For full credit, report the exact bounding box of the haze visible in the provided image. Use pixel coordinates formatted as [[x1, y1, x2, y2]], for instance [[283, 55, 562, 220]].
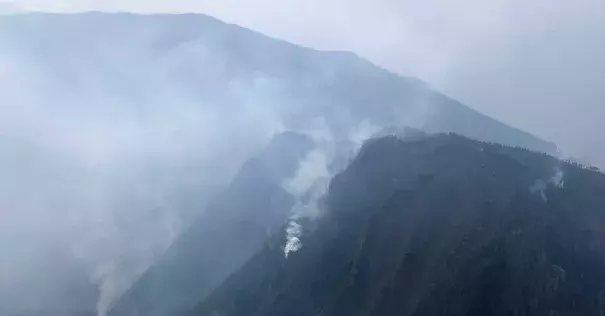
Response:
[[1, 1, 604, 316], [9, 0, 605, 166]]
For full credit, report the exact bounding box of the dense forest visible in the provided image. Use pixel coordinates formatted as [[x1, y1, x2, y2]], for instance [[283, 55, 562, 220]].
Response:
[[192, 133, 605, 316]]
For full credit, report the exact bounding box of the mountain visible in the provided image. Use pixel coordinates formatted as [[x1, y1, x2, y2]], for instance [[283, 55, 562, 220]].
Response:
[[0, 12, 559, 316], [192, 133, 605, 316], [108, 132, 314, 316], [0, 13, 555, 154]]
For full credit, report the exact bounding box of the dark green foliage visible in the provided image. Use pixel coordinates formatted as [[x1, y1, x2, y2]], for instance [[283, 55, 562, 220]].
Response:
[[192, 134, 605, 316]]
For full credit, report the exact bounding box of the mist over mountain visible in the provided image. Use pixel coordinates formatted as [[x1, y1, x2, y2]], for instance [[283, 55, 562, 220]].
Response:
[[108, 132, 314, 316], [192, 133, 605, 316], [0, 12, 560, 316], [0, 13, 555, 152]]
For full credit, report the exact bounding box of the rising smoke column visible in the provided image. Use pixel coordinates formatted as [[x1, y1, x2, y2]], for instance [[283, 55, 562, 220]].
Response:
[[282, 147, 331, 258], [282, 120, 379, 258]]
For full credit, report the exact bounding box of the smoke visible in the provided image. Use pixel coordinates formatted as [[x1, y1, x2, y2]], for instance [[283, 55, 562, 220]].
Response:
[[2, 5, 594, 313], [284, 222, 303, 258], [551, 166, 565, 188], [529, 166, 566, 203], [0, 10, 488, 313], [93, 262, 122, 316], [0, 25, 288, 315], [282, 134, 333, 258], [20, 0, 603, 169], [282, 121, 379, 258], [529, 180, 548, 203]]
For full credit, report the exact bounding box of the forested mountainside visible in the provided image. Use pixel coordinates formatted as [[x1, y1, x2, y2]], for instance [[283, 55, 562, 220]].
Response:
[[0, 13, 555, 154], [109, 132, 314, 316], [1, 12, 558, 316], [193, 133, 605, 316]]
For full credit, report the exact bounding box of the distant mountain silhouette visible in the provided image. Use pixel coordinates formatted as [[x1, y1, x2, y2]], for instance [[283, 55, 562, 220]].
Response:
[[192, 133, 605, 316], [0, 13, 555, 153]]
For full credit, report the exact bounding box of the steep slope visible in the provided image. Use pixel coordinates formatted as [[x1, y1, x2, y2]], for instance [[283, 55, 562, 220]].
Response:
[[193, 134, 605, 316], [0, 13, 555, 153], [0, 12, 558, 316], [108, 132, 314, 316]]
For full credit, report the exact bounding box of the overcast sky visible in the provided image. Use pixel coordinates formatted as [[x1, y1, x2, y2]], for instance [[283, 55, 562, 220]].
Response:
[[7, 0, 605, 165]]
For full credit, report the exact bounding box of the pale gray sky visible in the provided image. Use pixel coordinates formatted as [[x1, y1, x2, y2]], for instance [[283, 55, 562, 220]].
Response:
[[8, 0, 605, 165]]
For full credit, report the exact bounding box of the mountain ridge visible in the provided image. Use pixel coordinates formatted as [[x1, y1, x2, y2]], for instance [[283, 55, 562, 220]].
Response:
[[191, 133, 605, 316], [0, 12, 556, 153], [0, 12, 560, 316]]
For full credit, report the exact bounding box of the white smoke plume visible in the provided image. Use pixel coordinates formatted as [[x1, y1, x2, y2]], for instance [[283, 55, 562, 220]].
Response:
[[529, 180, 548, 203], [284, 221, 303, 258], [282, 145, 332, 258], [551, 166, 565, 188], [282, 121, 379, 258], [529, 165, 566, 203]]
